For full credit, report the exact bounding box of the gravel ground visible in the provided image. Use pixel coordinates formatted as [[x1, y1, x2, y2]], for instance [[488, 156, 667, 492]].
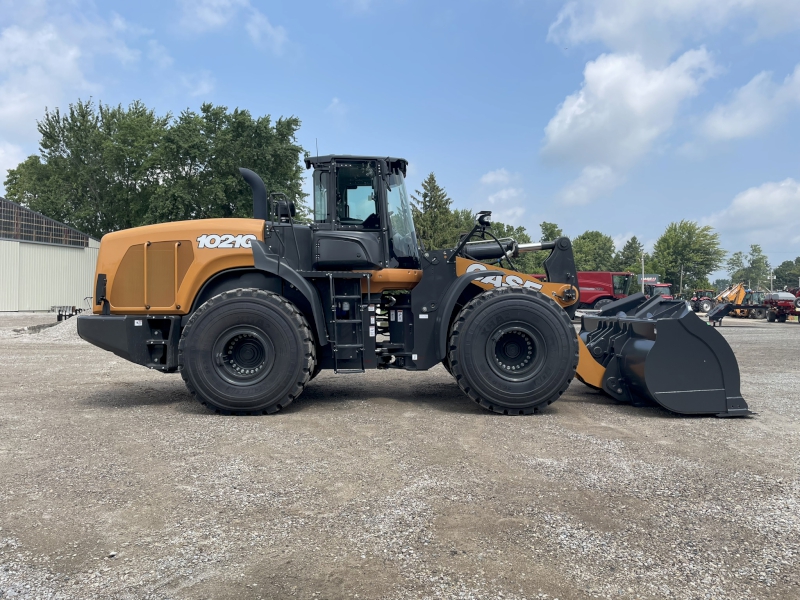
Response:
[[0, 313, 798, 599]]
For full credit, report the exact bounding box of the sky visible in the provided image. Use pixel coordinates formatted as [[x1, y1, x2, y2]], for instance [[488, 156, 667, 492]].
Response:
[[2, 0, 800, 276]]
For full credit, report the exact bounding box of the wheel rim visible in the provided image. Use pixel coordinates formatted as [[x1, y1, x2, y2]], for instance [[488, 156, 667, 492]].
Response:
[[485, 323, 545, 382], [212, 326, 275, 386]]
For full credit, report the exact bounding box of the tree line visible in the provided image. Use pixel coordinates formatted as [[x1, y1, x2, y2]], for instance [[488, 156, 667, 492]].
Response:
[[5, 99, 796, 294], [413, 172, 732, 292], [3, 100, 306, 238]]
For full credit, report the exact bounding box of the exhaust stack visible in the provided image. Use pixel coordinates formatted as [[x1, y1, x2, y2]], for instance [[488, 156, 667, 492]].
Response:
[[239, 167, 268, 221]]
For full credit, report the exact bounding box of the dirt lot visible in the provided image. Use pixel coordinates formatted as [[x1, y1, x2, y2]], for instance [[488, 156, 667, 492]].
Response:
[[0, 312, 798, 600]]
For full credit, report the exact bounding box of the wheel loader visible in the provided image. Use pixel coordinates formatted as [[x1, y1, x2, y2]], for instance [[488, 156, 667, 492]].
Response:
[[77, 156, 750, 417]]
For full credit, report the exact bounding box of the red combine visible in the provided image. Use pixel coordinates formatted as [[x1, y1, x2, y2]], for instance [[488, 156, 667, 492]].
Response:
[[533, 271, 635, 309]]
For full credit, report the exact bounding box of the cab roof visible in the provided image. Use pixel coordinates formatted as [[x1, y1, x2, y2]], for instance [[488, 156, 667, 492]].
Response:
[[304, 155, 408, 175]]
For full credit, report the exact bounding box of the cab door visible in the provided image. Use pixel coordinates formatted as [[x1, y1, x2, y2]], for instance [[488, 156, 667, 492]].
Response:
[[312, 159, 387, 270]]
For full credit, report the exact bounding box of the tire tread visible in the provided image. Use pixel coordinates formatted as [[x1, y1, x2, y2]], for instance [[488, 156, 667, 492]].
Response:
[[447, 287, 578, 415], [178, 288, 316, 415]]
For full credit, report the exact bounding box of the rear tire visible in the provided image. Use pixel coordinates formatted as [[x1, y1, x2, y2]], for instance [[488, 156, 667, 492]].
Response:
[[179, 288, 316, 414], [447, 287, 578, 415], [593, 298, 613, 310], [750, 308, 766, 320], [778, 313, 787, 323], [699, 300, 713, 313], [795, 297, 800, 309]]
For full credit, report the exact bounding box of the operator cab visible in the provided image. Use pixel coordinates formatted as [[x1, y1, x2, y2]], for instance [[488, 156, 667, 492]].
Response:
[[305, 155, 420, 270]]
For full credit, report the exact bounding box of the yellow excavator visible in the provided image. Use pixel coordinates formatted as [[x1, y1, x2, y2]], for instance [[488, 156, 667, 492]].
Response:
[[76, 156, 749, 417]]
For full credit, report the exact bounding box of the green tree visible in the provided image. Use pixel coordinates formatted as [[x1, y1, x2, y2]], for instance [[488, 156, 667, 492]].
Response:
[[4, 99, 307, 238], [572, 230, 615, 271], [713, 278, 731, 292], [650, 220, 726, 294], [540, 222, 563, 242], [490, 220, 537, 273], [524, 222, 564, 274], [451, 208, 476, 244], [726, 245, 771, 289], [774, 257, 800, 289], [613, 236, 644, 272], [411, 172, 455, 250]]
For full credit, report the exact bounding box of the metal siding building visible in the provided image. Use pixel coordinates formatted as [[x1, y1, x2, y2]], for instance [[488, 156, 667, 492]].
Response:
[[0, 198, 100, 311]]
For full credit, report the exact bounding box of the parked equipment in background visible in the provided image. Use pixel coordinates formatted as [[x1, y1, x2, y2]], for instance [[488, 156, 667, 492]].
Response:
[[52, 306, 83, 321], [690, 290, 716, 313], [764, 292, 800, 323], [644, 282, 673, 300], [532, 271, 635, 309], [77, 155, 750, 417], [707, 284, 768, 323]]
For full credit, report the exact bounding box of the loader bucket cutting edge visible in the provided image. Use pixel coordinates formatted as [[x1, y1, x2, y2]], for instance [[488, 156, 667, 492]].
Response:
[[578, 293, 751, 417]]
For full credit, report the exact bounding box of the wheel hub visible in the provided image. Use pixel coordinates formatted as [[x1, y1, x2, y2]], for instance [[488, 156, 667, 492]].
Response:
[[213, 327, 274, 385], [492, 329, 535, 374]]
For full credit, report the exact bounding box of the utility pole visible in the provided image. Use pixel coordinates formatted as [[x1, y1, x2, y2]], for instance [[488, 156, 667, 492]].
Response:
[[679, 265, 684, 299], [767, 271, 775, 292]]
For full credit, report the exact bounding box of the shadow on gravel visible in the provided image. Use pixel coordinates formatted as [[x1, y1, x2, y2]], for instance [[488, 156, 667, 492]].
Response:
[[81, 381, 198, 412], [564, 387, 700, 420], [285, 379, 487, 415]]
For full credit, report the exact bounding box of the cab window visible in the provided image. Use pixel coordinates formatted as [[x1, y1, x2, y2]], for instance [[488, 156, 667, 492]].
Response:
[[335, 161, 380, 229], [612, 274, 631, 296], [313, 170, 328, 222]]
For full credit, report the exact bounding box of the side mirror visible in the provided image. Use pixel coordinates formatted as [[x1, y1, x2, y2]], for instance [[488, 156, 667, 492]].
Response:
[[276, 200, 296, 220], [477, 211, 492, 227]]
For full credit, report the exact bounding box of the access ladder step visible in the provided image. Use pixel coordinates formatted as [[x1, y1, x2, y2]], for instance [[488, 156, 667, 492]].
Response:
[[335, 368, 365, 374], [334, 295, 361, 300], [334, 343, 363, 349], [334, 319, 362, 324]]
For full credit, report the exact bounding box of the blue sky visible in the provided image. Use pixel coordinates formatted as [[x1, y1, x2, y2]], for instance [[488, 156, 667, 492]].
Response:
[[2, 0, 800, 274]]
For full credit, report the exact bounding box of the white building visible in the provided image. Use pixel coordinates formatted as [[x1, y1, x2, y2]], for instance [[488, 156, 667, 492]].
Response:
[[0, 198, 99, 312]]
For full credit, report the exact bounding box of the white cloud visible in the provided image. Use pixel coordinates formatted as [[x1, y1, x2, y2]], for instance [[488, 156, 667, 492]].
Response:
[[548, 0, 800, 62], [543, 49, 715, 204], [0, 141, 26, 194], [325, 97, 347, 117], [701, 65, 800, 141], [493, 206, 526, 223], [0, 24, 90, 140], [179, 0, 287, 54], [480, 168, 511, 185], [704, 178, 800, 246], [147, 40, 174, 70], [245, 11, 288, 54], [544, 49, 715, 168], [559, 165, 623, 205], [487, 187, 522, 205], [179, 0, 248, 32], [181, 71, 215, 97]]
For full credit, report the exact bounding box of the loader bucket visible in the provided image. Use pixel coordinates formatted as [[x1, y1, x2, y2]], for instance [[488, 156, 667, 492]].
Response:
[[579, 294, 750, 416]]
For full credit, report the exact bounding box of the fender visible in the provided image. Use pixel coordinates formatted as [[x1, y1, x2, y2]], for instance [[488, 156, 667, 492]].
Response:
[[435, 270, 505, 360], [252, 241, 329, 346]]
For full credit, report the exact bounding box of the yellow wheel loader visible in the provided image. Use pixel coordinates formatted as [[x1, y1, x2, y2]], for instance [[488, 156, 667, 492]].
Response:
[[77, 156, 749, 416]]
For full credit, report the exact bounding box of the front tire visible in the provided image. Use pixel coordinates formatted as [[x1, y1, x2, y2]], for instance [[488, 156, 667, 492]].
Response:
[[699, 300, 714, 313], [179, 288, 316, 414], [447, 287, 578, 415]]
